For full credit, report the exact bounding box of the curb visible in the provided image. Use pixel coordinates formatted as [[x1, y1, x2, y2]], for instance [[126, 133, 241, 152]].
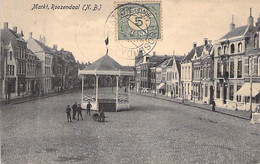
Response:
[[2, 89, 81, 105], [131, 92, 250, 120]]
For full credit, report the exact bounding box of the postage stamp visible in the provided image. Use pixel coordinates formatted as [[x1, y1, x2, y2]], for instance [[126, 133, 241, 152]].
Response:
[[114, 1, 162, 41]]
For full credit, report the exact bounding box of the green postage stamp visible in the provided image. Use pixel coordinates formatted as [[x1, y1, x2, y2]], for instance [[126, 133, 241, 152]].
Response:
[[115, 1, 162, 41]]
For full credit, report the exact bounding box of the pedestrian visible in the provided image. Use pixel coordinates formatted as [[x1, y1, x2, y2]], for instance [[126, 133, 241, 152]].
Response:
[[171, 90, 173, 99], [72, 102, 77, 120], [212, 100, 216, 112], [77, 104, 83, 121], [87, 101, 92, 115], [65, 105, 72, 122], [99, 110, 106, 122]]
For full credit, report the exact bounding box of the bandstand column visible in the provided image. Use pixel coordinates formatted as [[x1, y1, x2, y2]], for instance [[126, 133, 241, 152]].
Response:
[[96, 75, 99, 111], [116, 76, 119, 112]]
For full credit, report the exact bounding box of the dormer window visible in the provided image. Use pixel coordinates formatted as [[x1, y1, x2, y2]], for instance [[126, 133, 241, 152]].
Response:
[[238, 43, 242, 52], [10, 51, 13, 60], [254, 33, 259, 48], [230, 44, 235, 54]]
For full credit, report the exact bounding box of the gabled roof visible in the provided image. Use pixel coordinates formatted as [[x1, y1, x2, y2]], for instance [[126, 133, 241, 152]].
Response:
[[182, 45, 204, 62], [148, 55, 170, 67], [32, 39, 52, 53], [182, 43, 213, 63], [219, 25, 248, 40], [8, 29, 25, 40]]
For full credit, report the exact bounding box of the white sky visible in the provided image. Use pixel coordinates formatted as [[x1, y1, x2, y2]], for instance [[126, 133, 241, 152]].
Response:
[[1, 0, 260, 65]]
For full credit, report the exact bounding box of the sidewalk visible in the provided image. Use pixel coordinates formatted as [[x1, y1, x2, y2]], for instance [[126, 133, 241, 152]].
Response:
[[1, 88, 81, 105], [131, 91, 251, 120]]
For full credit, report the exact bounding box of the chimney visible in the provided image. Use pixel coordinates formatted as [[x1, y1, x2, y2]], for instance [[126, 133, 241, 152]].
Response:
[[13, 27, 17, 33], [173, 50, 175, 55], [42, 37, 46, 44], [193, 42, 197, 48], [138, 49, 143, 57], [39, 35, 42, 42], [153, 51, 156, 56], [53, 44, 57, 50], [204, 38, 208, 45], [4, 22, 8, 29], [248, 8, 254, 27], [256, 13, 260, 26], [208, 40, 212, 45], [21, 29, 24, 36], [29, 32, 33, 39], [230, 15, 235, 31]]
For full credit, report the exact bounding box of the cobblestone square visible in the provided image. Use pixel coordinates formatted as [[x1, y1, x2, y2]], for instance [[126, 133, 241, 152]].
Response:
[[1, 91, 260, 164]]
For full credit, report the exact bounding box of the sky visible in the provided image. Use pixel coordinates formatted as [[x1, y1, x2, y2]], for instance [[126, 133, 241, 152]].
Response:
[[1, 0, 260, 65]]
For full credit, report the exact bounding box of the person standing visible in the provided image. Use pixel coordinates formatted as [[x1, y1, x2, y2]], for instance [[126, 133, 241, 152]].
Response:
[[86, 101, 92, 116], [170, 90, 173, 99], [65, 105, 72, 122], [77, 104, 83, 121], [72, 102, 77, 120], [212, 100, 216, 112]]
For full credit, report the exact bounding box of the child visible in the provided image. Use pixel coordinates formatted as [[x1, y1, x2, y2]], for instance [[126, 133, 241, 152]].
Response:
[[65, 105, 72, 122]]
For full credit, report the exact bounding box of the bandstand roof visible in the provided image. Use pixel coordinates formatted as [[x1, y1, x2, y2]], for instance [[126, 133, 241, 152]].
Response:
[[79, 54, 134, 76]]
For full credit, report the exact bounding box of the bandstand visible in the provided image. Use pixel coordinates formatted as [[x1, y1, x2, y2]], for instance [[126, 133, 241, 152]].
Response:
[[79, 53, 134, 112]]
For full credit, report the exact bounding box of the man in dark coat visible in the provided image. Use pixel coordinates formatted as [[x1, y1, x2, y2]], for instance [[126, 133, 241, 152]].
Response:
[[86, 101, 92, 115], [65, 105, 72, 122], [212, 100, 216, 112], [77, 104, 83, 121], [72, 102, 77, 120], [170, 90, 173, 99]]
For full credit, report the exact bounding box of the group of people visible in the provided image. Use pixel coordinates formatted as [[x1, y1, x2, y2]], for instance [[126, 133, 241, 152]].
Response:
[[65, 101, 92, 123]]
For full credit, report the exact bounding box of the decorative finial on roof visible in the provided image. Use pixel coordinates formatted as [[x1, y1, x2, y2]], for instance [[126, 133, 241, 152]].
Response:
[[232, 15, 234, 23], [250, 8, 252, 17]]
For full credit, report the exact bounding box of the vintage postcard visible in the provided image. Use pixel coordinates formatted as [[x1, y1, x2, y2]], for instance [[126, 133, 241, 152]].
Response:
[[1, 0, 260, 163]]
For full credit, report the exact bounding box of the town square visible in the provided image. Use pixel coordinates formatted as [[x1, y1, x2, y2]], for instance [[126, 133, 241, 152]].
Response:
[[1, 0, 260, 163]]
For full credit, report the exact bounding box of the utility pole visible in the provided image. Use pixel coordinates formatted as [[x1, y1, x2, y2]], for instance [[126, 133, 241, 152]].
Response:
[[249, 55, 253, 119]]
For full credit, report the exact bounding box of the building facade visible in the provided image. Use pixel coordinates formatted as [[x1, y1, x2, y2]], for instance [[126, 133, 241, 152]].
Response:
[[1, 22, 27, 99], [191, 39, 213, 104], [171, 55, 184, 98], [27, 33, 54, 93], [213, 10, 260, 110]]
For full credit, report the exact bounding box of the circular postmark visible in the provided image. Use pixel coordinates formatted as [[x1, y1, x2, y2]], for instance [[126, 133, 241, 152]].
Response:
[[104, 2, 161, 60]]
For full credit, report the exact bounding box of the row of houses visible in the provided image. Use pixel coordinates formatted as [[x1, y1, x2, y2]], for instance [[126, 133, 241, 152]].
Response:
[[135, 9, 260, 111], [0, 22, 79, 102]]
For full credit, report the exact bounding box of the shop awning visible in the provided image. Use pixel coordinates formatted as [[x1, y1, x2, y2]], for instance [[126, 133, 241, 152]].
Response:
[[157, 83, 166, 90], [236, 83, 260, 97]]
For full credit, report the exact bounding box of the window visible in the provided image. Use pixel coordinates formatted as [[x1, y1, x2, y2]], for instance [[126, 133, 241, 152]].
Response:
[[253, 57, 258, 75], [10, 51, 12, 60], [188, 66, 190, 79], [230, 60, 234, 78], [229, 84, 234, 101], [237, 60, 242, 78], [238, 43, 242, 52], [217, 62, 222, 78], [224, 46, 227, 54], [244, 57, 249, 75], [231, 44, 235, 54], [237, 85, 242, 102], [205, 85, 208, 97], [216, 83, 220, 98], [217, 47, 221, 55], [254, 33, 259, 48]]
